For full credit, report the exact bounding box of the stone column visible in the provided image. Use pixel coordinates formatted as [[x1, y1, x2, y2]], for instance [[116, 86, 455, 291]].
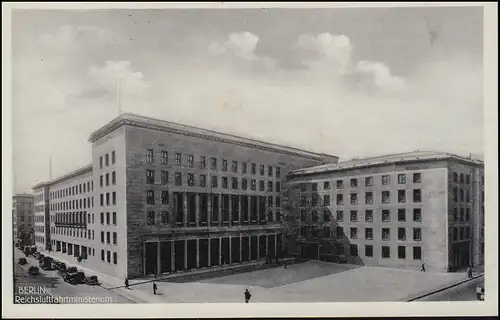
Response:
[[170, 241, 175, 272], [207, 237, 211, 267], [207, 194, 212, 225], [196, 239, 200, 268], [218, 194, 222, 224], [157, 240, 161, 275], [183, 193, 188, 227], [195, 194, 200, 227], [228, 195, 232, 224], [184, 239, 188, 270]]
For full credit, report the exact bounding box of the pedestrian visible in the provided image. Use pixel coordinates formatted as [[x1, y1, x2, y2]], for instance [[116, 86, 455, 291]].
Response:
[[421, 262, 426, 272], [153, 281, 158, 295], [244, 289, 252, 303], [284, 261, 287, 269], [124, 277, 130, 289], [467, 266, 473, 279]]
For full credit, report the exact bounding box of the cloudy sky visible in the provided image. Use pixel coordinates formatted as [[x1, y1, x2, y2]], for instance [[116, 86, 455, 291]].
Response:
[[11, 6, 484, 193]]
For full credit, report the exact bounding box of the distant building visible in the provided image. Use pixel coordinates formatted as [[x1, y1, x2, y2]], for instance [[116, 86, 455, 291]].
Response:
[[13, 194, 35, 245], [31, 113, 337, 280], [285, 151, 485, 272]]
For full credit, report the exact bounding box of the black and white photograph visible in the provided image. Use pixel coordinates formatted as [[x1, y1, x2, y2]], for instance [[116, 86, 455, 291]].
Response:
[[2, 2, 497, 318]]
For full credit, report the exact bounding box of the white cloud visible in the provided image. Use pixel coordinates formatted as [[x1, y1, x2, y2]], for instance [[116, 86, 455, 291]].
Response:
[[87, 61, 151, 96], [209, 32, 260, 60], [297, 33, 352, 73], [356, 60, 407, 92]]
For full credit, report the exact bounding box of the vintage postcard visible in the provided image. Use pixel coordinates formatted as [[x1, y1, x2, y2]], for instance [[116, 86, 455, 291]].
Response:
[[2, 2, 497, 318]]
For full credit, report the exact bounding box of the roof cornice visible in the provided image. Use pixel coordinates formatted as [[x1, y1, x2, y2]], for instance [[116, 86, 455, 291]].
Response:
[[89, 114, 337, 162], [32, 164, 93, 190]]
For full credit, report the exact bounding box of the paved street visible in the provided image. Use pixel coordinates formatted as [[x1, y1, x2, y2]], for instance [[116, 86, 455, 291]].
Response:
[[416, 277, 485, 301], [13, 248, 131, 304]]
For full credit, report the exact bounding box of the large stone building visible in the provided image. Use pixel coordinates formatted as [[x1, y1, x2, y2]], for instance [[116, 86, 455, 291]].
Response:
[[13, 194, 35, 245], [285, 151, 485, 272], [32, 113, 337, 280]]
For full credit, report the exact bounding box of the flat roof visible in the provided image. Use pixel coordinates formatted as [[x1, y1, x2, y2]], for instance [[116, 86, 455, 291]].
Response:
[[32, 164, 93, 190], [13, 193, 34, 198], [89, 113, 338, 162], [289, 151, 484, 176]]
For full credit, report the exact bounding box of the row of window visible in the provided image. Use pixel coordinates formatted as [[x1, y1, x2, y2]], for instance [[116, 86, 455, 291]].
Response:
[[300, 208, 423, 223], [34, 194, 44, 202], [101, 249, 118, 264], [35, 226, 45, 233], [100, 231, 118, 246], [145, 149, 282, 177], [146, 170, 282, 192], [99, 192, 117, 207], [53, 227, 90, 239], [100, 212, 117, 225], [336, 244, 422, 260], [452, 226, 473, 241], [452, 187, 472, 203], [300, 189, 422, 207], [34, 215, 45, 223], [51, 197, 93, 211], [100, 172, 116, 188], [452, 172, 472, 185], [50, 181, 94, 200], [453, 207, 471, 222], [54, 211, 88, 225], [99, 151, 116, 169], [35, 236, 45, 244], [300, 226, 423, 241], [300, 173, 422, 192]]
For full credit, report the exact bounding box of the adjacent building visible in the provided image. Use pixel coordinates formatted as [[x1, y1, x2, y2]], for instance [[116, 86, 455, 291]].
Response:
[[32, 113, 337, 280], [13, 194, 35, 245], [285, 151, 484, 272]]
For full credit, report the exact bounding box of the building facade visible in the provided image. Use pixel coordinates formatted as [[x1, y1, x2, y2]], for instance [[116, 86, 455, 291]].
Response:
[[13, 194, 35, 245], [31, 113, 337, 280], [285, 151, 484, 273], [33, 185, 50, 251]]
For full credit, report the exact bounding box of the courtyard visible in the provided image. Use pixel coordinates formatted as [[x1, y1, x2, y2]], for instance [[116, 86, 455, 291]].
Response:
[[115, 260, 471, 303]]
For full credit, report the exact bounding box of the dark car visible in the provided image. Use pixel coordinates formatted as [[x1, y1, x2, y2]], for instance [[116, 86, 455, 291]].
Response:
[[64, 271, 85, 285], [85, 275, 99, 286], [18, 258, 27, 265], [334, 255, 348, 264], [28, 266, 40, 276], [40, 257, 54, 270], [66, 266, 78, 273]]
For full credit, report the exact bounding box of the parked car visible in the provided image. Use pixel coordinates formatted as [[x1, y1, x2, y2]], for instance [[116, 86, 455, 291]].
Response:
[[64, 271, 85, 285], [85, 275, 99, 286], [66, 266, 78, 273], [40, 257, 54, 270], [28, 266, 40, 276], [334, 255, 348, 264], [18, 258, 27, 265], [477, 286, 485, 301]]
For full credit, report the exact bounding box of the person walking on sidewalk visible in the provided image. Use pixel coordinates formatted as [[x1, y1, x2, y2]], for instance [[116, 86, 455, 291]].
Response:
[[125, 277, 130, 289], [420, 262, 426, 272], [244, 289, 252, 303], [153, 281, 158, 295], [467, 265, 473, 279]]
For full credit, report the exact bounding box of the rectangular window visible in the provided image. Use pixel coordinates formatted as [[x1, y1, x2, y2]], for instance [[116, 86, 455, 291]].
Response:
[[161, 151, 168, 164], [105, 154, 109, 167], [211, 158, 217, 170], [147, 190, 155, 205], [106, 212, 110, 225], [398, 174, 406, 184], [223, 177, 229, 189], [382, 191, 390, 204], [350, 193, 358, 205], [413, 208, 422, 222], [365, 228, 373, 240], [276, 181, 281, 192], [242, 179, 248, 190], [112, 212, 116, 225], [112, 192, 116, 205], [112, 171, 116, 185], [460, 173, 465, 184], [398, 190, 406, 203], [276, 196, 281, 207], [323, 181, 330, 190], [200, 174, 207, 187], [251, 163, 256, 175], [466, 174, 471, 184], [259, 180, 264, 191], [268, 165, 273, 177], [300, 210, 306, 222], [350, 178, 358, 188], [398, 209, 406, 222], [413, 228, 422, 241], [300, 183, 306, 192], [453, 187, 458, 201], [161, 191, 169, 205], [222, 160, 228, 171], [100, 212, 104, 225], [413, 247, 422, 260], [453, 172, 458, 183], [336, 210, 344, 222], [336, 180, 344, 189], [100, 156, 103, 169], [336, 194, 344, 205], [146, 149, 154, 163], [231, 161, 238, 173], [199, 156, 206, 169], [382, 210, 390, 222], [101, 250, 104, 261], [187, 155, 194, 168], [398, 246, 406, 259], [175, 172, 182, 186], [323, 209, 330, 222], [187, 173, 195, 186], [350, 227, 358, 239], [365, 245, 373, 257], [413, 173, 422, 183], [382, 175, 390, 185], [382, 228, 390, 240], [365, 177, 373, 187], [146, 170, 155, 184], [106, 232, 110, 244], [211, 176, 218, 188], [232, 177, 239, 190], [100, 175, 104, 188], [113, 252, 117, 264], [100, 231, 104, 243], [365, 210, 373, 222], [382, 246, 390, 258], [260, 165, 265, 175], [311, 183, 318, 192], [336, 227, 343, 239], [147, 211, 155, 225], [365, 192, 373, 204], [276, 167, 281, 178], [267, 181, 273, 192], [323, 195, 330, 206], [413, 189, 422, 203], [161, 171, 169, 185], [466, 208, 470, 221], [161, 211, 168, 224], [398, 227, 406, 241], [106, 193, 110, 206], [311, 194, 318, 206], [350, 210, 358, 222]]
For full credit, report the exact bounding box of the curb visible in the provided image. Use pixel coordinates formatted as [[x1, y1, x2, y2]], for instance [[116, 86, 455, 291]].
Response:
[[406, 273, 484, 302]]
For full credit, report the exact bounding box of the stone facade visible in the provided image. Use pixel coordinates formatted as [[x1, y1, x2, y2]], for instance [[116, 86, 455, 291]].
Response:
[[13, 194, 34, 245]]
